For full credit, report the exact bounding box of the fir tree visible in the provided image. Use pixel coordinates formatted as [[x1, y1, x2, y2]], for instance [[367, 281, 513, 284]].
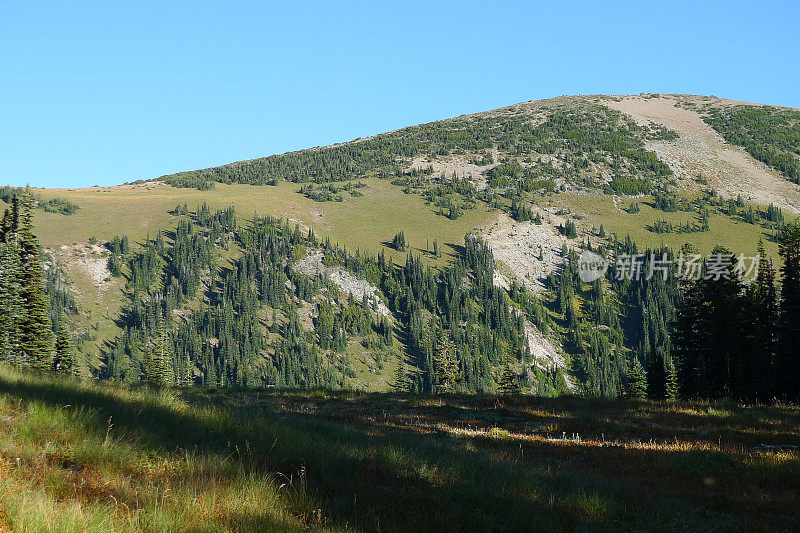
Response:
[[434, 334, 461, 393], [665, 360, 679, 401], [498, 361, 520, 395], [143, 322, 175, 386], [778, 221, 800, 400], [746, 240, 778, 400], [53, 321, 77, 375], [625, 357, 648, 400], [392, 357, 408, 392], [0, 241, 24, 367], [18, 192, 54, 370]]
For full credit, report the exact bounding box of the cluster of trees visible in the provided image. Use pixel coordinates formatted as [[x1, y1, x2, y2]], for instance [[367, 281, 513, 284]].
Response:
[[159, 104, 675, 208], [107, 235, 130, 276], [608, 176, 651, 195], [510, 198, 535, 222], [561, 219, 578, 239], [704, 106, 800, 184], [392, 231, 407, 252], [654, 191, 679, 212], [299, 181, 366, 202], [699, 189, 785, 232], [0, 193, 75, 373], [0, 186, 79, 215], [673, 229, 800, 401], [422, 174, 477, 220]]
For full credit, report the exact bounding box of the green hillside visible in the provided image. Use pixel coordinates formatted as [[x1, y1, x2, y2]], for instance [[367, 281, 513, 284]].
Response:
[[1, 93, 798, 403]]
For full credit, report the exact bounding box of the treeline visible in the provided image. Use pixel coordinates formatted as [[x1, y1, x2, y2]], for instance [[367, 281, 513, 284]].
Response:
[[704, 106, 800, 184], [545, 223, 800, 402], [0, 186, 79, 215], [159, 104, 674, 197], [674, 230, 800, 401], [0, 193, 76, 373]]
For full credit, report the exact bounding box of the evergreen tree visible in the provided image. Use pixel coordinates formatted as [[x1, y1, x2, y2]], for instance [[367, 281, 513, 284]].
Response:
[[625, 357, 648, 400], [498, 361, 520, 395], [143, 322, 175, 386], [434, 334, 461, 393], [392, 231, 406, 252], [392, 357, 408, 392], [673, 246, 745, 399], [18, 192, 54, 370], [745, 240, 778, 400], [53, 321, 77, 375], [778, 221, 800, 400], [0, 241, 24, 367], [665, 360, 679, 401]]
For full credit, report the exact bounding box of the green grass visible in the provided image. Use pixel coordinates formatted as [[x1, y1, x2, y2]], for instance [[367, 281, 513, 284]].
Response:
[[31, 179, 492, 266], [26, 180, 493, 368], [1, 365, 798, 531], [546, 193, 782, 261]]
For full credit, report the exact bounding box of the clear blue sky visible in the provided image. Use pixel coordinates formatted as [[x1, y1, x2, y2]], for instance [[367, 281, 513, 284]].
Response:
[[2, 1, 798, 188]]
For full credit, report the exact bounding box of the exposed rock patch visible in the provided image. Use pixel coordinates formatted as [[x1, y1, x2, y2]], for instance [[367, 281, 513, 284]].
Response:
[[480, 211, 569, 294], [604, 94, 800, 214], [293, 250, 391, 318]]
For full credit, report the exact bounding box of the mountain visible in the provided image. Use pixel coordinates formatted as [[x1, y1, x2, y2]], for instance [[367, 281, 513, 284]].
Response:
[[6, 93, 800, 395]]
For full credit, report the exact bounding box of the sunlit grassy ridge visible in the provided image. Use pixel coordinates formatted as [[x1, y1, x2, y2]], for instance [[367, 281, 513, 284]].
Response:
[[547, 193, 783, 259], [31, 180, 490, 263], [1, 365, 798, 531]]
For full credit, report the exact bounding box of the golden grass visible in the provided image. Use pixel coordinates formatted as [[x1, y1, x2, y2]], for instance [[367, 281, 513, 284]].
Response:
[[1, 367, 798, 531]]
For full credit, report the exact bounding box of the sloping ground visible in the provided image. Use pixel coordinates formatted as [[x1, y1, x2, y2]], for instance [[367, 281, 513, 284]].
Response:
[[604, 94, 800, 214], [480, 211, 572, 374], [1, 367, 798, 532], [480, 211, 569, 294], [293, 249, 391, 317]]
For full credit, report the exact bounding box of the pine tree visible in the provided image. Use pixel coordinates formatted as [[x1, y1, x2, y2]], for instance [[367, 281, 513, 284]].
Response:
[[778, 221, 800, 400], [746, 240, 778, 400], [498, 361, 520, 395], [143, 322, 175, 386], [53, 321, 77, 375], [18, 192, 54, 370], [665, 360, 679, 401], [392, 356, 408, 392], [434, 334, 461, 393], [673, 246, 744, 399], [0, 241, 24, 367], [625, 357, 648, 400]]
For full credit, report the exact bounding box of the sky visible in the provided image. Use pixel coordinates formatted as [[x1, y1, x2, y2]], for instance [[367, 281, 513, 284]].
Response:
[[2, 1, 798, 188]]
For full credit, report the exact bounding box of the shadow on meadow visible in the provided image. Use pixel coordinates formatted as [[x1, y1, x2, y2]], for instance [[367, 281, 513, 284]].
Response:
[[1, 371, 798, 531]]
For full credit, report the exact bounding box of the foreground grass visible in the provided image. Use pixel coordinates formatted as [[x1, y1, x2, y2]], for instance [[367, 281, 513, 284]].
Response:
[[0, 367, 798, 532]]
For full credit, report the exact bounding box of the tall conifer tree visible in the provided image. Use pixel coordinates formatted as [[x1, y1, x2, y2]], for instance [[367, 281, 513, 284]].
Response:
[[18, 191, 54, 370], [778, 222, 800, 400]]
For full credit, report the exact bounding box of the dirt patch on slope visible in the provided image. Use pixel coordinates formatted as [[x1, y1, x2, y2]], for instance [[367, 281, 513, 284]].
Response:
[[293, 250, 391, 318], [604, 95, 800, 214], [52, 244, 113, 290], [480, 211, 568, 293]]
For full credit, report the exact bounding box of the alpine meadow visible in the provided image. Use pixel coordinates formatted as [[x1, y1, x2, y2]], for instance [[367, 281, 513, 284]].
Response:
[[2, 92, 799, 531]]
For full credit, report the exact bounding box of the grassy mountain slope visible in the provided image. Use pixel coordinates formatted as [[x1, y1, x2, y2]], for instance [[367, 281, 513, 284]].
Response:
[[15, 93, 800, 386], [1, 365, 798, 531]]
